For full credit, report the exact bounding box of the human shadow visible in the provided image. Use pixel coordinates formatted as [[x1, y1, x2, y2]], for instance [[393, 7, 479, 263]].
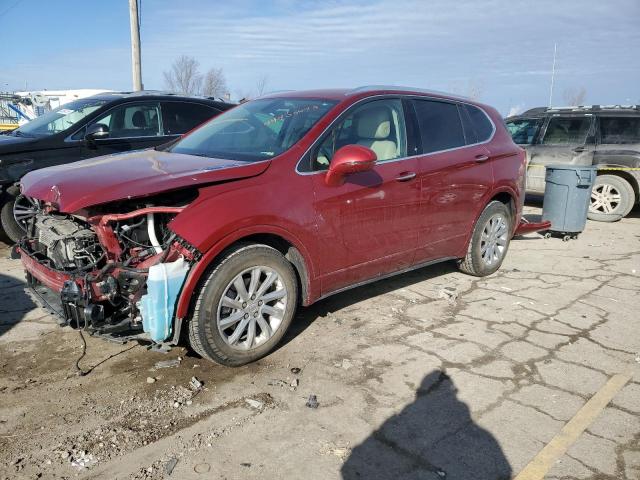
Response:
[[0, 271, 37, 338], [341, 370, 512, 480]]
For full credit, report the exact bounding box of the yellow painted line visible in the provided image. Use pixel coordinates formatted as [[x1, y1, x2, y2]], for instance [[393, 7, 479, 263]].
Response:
[[513, 372, 632, 480]]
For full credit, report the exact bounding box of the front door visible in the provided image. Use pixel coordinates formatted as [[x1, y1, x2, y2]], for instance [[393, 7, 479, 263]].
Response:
[[526, 114, 596, 193], [308, 98, 420, 295]]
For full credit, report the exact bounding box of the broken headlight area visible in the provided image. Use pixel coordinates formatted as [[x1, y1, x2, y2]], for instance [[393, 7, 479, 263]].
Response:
[[20, 204, 200, 345]]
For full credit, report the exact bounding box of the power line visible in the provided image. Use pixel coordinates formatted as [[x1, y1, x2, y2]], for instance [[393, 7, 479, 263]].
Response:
[[0, 0, 24, 19]]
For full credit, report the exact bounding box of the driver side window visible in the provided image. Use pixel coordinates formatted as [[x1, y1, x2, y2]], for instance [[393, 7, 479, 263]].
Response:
[[312, 99, 407, 171]]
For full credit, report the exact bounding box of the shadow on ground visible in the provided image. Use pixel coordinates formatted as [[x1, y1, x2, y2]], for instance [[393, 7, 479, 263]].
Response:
[[341, 370, 512, 480], [0, 272, 36, 338], [281, 261, 457, 349]]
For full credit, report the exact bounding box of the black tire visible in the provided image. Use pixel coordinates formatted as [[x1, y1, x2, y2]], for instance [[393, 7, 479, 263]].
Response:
[[458, 201, 512, 277], [188, 244, 298, 367], [0, 186, 26, 243], [588, 175, 635, 222]]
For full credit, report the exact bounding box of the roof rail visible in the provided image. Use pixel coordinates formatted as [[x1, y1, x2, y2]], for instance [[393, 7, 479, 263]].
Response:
[[349, 85, 471, 100], [522, 105, 640, 115]]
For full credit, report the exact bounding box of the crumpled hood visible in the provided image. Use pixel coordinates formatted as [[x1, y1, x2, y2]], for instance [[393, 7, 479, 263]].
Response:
[[20, 149, 270, 212]]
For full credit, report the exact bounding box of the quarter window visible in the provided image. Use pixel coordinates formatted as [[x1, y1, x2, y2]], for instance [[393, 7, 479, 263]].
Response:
[[412, 100, 465, 153], [464, 104, 494, 142], [542, 116, 592, 145], [599, 116, 640, 144], [312, 99, 407, 170]]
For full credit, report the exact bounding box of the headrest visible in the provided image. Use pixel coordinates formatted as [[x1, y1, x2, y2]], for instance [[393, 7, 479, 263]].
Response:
[[356, 105, 391, 139], [132, 111, 146, 128]]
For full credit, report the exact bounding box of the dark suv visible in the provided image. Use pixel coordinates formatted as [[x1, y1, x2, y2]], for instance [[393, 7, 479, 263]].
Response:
[[506, 105, 640, 221], [0, 91, 233, 241]]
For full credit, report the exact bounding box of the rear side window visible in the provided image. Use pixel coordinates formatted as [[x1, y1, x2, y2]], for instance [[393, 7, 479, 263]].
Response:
[[412, 100, 465, 153], [162, 102, 218, 135], [542, 116, 592, 145], [599, 116, 640, 144], [464, 104, 494, 142]]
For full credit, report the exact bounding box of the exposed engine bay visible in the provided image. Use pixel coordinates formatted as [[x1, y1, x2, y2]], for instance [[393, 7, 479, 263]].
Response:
[[19, 193, 200, 345]]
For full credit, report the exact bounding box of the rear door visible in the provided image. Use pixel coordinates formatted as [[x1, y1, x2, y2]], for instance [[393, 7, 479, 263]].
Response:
[[410, 99, 494, 262], [526, 114, 596, 193], [160, 101, 221, 138]]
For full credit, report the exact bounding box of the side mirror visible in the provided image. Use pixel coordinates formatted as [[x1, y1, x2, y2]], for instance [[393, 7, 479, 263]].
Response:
[[325, 145, 377, 187], [85, 123, 109, 143]]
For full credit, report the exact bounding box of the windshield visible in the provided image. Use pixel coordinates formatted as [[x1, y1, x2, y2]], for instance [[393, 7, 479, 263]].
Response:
[[505, 118, 544, 145], [14, 98, 108, 137], [170, 98, 338, 162]]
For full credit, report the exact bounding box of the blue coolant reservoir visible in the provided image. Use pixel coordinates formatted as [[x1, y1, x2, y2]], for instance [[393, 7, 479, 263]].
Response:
[[139, 257, 190, 343]]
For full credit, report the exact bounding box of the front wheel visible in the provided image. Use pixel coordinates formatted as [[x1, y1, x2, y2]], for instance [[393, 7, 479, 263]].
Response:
[[1, 187, 38, 243], [588, 175, 635, 222], [458, 201, 512, 277], [187, 244, 298, 366]]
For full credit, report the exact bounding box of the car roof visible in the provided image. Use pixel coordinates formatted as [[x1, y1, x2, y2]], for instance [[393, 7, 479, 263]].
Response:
[[515, 105, 640, 118], [85, 90, 234, 109], [262, 86, 480, 104]]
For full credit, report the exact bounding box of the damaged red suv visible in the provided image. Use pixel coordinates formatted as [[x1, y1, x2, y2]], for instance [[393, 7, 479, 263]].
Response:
[[18, 87, 535, 366]]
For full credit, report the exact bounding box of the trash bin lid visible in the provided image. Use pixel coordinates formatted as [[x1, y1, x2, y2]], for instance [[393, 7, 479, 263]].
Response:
[[545, 164, 597, 171]]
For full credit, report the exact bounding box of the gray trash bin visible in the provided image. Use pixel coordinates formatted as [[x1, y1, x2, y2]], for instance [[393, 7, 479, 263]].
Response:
[[542, 165, 596, 239]]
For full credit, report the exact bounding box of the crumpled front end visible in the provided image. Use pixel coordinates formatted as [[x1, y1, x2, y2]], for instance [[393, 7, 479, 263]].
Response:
[[19, 196, 200, 345]]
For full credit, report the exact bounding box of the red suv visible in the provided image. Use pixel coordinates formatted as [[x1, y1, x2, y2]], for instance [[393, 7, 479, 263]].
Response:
[[18, 87, 535, 366]]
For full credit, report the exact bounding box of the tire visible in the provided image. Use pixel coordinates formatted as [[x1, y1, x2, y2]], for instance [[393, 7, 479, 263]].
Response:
[[458, 201, 512, 277], [588, 175, 635, 222], [0, 186, 29, 243], [188, 244, 298, 366]]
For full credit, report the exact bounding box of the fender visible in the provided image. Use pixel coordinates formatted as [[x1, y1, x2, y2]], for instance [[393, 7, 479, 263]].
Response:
[[174, 224, 317, 319], [455, 186, 519, 258]]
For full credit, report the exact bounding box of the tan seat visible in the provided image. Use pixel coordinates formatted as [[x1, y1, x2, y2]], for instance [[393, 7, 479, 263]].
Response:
[[355, 105, 397, 161]]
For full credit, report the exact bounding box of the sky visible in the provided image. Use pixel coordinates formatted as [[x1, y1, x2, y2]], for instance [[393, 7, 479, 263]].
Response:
[[1, 0, 639, 115]]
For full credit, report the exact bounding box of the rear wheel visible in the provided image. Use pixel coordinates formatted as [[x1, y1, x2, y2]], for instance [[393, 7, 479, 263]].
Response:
[[188, 244, 298, 366], [588, 175, 635, 222], [458, 201, 512, 277]]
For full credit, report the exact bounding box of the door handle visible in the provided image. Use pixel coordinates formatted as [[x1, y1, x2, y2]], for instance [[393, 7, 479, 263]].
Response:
[[475, 154, 489, 162], [573, 146, 586, 153], [395, 172, 416, 182]]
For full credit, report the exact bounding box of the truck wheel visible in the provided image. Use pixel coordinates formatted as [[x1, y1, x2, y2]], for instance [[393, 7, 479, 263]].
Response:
[[588, 175, 635, 222], [188, 244, 298, 367], [458, 201, 512, 277], [0, 186, 35, 243]]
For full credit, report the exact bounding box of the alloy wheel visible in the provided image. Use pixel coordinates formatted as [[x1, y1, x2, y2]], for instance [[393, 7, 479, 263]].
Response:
[[480, 214, 508, 267], [590, 183, 621, 214], [216, 266, 288, 351], [13, 195, 39, 231]]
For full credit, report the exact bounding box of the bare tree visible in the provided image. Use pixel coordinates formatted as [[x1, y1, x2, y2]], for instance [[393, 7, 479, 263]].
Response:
[[562, 86, 587, 106], [466, 80, 484, 100], [255, 74, 269, 97], [201, 68, 228, 98], [163, 55, 202, 95]]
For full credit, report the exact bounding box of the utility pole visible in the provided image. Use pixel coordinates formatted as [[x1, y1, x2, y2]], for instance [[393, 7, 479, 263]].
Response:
[[129, 0, 143, 91], [548, 42, 557, 107]]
